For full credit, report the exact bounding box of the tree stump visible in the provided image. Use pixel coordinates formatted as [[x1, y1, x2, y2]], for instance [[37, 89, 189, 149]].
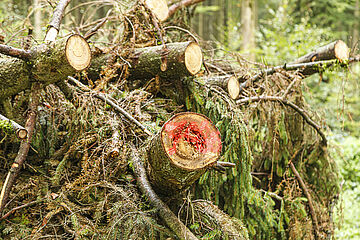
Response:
[[147, 112, 222, 195]]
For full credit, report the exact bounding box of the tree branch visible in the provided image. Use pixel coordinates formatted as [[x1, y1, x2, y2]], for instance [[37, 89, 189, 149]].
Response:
[[0, 44, 31, 60], [0, 82, 41, 213], [239, 59, 340, 92], [67, 76, 153, 136], [167, 0, 206, 20], [0, 114, 28, 140], [45, 0, 72, 42], [290, 162, 319, 239], [237, 95, 327, 146], [0, 199, 43, 220], [130, 145, 198, 240]]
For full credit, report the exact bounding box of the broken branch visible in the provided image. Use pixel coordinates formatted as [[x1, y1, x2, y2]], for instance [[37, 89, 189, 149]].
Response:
[[0, 114, 28, 140], [0, 82, 41, 213], [290, 162, 319, 239], [67, 76, 153, 136], [45, 0, 72, 42], [167, 0, 206, 20], [237, 95, 327, 146], [131, 145, 198, 240], [0, 44, 31, 60], [239, 59, 341, 93]]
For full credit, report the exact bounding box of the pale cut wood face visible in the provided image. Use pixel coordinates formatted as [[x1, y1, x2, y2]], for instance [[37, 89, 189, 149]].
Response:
[[185, 42, 203, 75], [227, 76, 240, 100], [161, 112, 222, 170], [145, 0, 169, 22], [335, 40, 349, 62], [65, 35, 91, 71]]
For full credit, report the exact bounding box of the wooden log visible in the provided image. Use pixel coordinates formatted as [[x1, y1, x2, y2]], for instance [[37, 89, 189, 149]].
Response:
[[0, 114, 28, 139], [129, 41, 203, 80], [147, 112, 222, 195], [0, 34, 91, 100], [293, 40, 349, 64], [145, 0, 169, 22], [205, 75, 240, 99]]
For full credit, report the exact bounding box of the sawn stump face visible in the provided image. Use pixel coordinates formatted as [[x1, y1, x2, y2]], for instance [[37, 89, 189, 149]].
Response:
[[161, 112, 221, 170], [148, 112, 222, 195]]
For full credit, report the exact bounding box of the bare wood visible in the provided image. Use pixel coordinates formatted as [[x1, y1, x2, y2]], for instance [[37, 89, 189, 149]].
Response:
[[45, 0, 72, 42], [290, 162, 319, 239], [0, 44, 31, 60], [293, 40, 349, 64], [147, 112, 222, 195], [0, 114, 28, 139], [167, 0, 205, 20], [145, 0, 169, 22], [131, 145, 198, 240], [65, 34, 92, 71], [237, 95, 327, 146], [206, 75, 240, 99], [129, 41, 203, 80], [0, 82, 41, 213]]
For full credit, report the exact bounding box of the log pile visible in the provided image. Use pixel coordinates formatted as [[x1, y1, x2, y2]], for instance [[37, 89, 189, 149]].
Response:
[[0, 0, 354, 239]]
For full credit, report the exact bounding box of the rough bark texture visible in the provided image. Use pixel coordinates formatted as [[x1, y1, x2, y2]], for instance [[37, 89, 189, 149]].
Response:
[[206, 75, 240, 99], [0, 35, 91, 100], [0, 114, 27, 139], [0, 82, 40, 213], [129, 41, 203, 80], [147, 112, 221, 195], [132, 146, 198, 240], [193, 200, 249, 240], [293, 40, 349, 64]]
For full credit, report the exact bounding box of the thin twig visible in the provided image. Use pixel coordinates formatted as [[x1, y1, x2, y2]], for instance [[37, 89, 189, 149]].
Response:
[[290, 162, 319, 239], [167, 0, 206, 20], [84, 9, 112, 40], [0, 82, 41, 213], [239, 59, 340, 92], [0, 199, 43, 220], [237, 95, 327, 146], [130, 145, 198, 240], [67, 76, 153, 136], [0, 44, 31, 60]]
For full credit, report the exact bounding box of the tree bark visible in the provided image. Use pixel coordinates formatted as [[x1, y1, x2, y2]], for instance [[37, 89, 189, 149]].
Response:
[[205, 75, 240, 99], [0, 114, 27, 139], [0, 35, 91, 100], [147, 112, 222, 195], [129, 41, 203, 80], [293, 40, 349, 64]]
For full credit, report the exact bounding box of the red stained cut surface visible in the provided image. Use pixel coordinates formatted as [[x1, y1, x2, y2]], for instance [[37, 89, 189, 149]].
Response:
[[164, 119, 221, 156]]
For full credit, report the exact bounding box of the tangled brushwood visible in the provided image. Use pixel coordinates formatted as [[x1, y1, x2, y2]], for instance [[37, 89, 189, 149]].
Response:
[[0, 0, 351, 239]]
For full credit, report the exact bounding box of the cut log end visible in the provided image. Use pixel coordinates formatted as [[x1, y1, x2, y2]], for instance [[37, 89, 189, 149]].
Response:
[[65, 34, 92, 71], [145, 0, 169, 22], [185, 42, 203, 75], [161, 112, 222, 170], [227, 76, 240, 99], [16, 129, 28, 140], [335, 40, 349, 62]]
